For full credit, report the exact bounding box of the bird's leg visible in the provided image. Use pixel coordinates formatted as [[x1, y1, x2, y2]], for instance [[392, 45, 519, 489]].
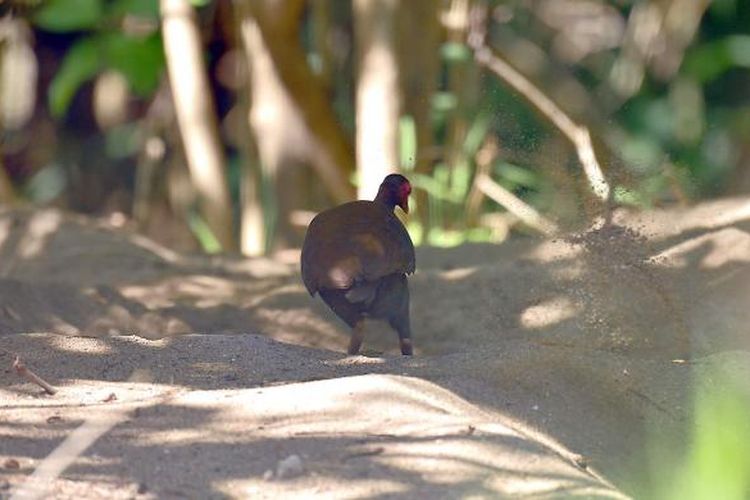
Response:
[[389, 317, 413, 355], [398, 332, 414, 356], [347, 321, 365, 355], [385, 275, 413, 356], [399, 336, 413, 356]]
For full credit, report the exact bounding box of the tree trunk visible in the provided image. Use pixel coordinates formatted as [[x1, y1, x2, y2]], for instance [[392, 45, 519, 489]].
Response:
[[160, 0, 235, 251], [250, 0, 355, 206], [353, 0, 400, 200], [239, 0, 356, 248], [239, 7, 302, 249], [398, 0, 440, 230], [231, 1, 266, 256]]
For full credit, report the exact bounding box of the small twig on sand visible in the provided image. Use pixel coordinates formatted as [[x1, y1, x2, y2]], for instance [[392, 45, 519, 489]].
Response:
[[11, 369, 156, 500], [467, 4, 611, 202], [12, 355, 57, 395]]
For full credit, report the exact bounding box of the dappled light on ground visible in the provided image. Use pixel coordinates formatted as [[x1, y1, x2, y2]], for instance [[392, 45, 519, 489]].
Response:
[[1, 334, 625, 498], [48, 335, 115, 355], [2, 202, 750, 497], [17, 210, 63, 260], [651, 227, 750, 269], [520, 296, 581, 330]]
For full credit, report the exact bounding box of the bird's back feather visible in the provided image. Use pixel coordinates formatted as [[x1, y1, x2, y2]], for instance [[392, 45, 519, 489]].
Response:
[[301, 200, 415, 296]]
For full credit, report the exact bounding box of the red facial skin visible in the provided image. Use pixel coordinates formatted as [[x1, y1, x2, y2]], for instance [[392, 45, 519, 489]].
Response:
[[398, 181, 411, 213]]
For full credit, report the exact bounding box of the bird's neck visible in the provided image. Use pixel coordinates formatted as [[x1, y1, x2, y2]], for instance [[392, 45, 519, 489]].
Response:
[[374, 188, 397, 211]]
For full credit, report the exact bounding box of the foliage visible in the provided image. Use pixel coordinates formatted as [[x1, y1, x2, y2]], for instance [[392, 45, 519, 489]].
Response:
[[33, 0, 103, 31], [646, 367, 750, 500], [2, 0, 750, 252], [32, 0, 163, 117]]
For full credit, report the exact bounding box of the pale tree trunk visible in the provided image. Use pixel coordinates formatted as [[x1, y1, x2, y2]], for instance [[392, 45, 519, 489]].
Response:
[[238, 6, 304, 249], [354, 0, 401, 200], [239, 0, 355, 249], [398, 0, 440, 227], [0, 24, 23, 205], [160, 0, 235, 251], [233, 1, 266, 256], [250, 0, 354, 206], [239, 149, 266, 256], [445, 0, 480, 207]]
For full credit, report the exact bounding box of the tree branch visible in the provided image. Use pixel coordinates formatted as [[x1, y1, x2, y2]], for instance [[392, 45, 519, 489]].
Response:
[[468, 138, 558, 236], [476, 173, 558, 236], [467, 4, 611, 202]]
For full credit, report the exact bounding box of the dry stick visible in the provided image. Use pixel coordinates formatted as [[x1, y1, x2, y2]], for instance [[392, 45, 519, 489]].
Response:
[[10, 369, 155, 500], [467, 138, 558, 236], [465, 137, 497, 226], [1, 345, 57, 396], [467, 6, 611, 202], [9, 353, 57, 395], [476, 174, 559, 237]]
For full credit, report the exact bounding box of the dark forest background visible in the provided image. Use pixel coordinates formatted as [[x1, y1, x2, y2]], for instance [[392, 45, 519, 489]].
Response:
[[1, 0, 748, 255]]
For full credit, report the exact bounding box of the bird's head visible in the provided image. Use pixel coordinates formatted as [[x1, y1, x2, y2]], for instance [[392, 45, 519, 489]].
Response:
[[376, 174, 412, 213]]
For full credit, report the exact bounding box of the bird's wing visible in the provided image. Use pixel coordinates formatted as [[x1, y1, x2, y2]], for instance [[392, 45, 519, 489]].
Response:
[[300, 202, 415, 294]]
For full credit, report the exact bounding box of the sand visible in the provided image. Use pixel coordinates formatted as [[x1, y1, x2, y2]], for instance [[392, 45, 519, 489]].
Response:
[[1, 201, 750, 498]]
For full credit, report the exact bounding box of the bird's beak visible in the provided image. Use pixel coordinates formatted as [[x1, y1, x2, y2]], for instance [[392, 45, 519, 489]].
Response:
[[399, 198, 409, 213]]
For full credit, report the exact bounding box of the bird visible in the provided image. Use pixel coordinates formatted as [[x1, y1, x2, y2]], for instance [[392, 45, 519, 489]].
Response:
[[301, 174, 416, 355]]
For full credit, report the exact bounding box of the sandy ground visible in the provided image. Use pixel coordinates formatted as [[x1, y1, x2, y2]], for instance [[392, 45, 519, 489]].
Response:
[[1, 201, 750, 498]]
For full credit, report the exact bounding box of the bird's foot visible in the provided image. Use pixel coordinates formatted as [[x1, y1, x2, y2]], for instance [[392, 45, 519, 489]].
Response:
[[399, 338, 413, 356], [347, 321, 365, 355]]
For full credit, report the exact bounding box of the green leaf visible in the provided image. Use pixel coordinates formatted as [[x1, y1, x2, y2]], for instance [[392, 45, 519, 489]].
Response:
[[431, 92, 458, 113], [187, 211, 223, 253], [406, 221, 424, 246], [441, 42, 471, 63], [23, 163, 67, 203], [496, 162, 541, 189], [463, 109, 491, 156], [709, 0, 737, 19], [684, 42, 731, 82], [427, 228, 465, 247], [48, 32, 164, 117], [664, 372, 750, 500], [684, 36, 750, 83], [410, 173, 451, 202], [33, 0, 103, 32], [726, 35, 750, 68], [108, 0, 160, 21], [613, 185, 646, 207], [104, 33, 165, 96], [451, 158, 472, 200], [48, 37, 102, 117]]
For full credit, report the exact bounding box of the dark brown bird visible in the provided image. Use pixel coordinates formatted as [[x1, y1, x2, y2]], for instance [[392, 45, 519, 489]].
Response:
[[301, 174, 416, 355]]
